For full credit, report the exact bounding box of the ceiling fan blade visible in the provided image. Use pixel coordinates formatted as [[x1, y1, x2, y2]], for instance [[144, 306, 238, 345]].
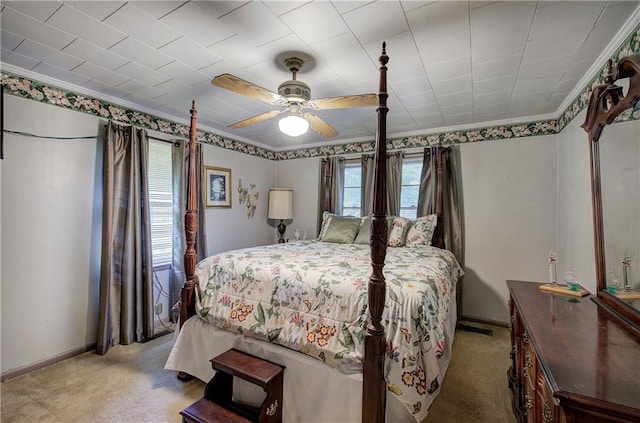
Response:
[[228, 109, 284, 129], [307, 93, 378, 110], [303, 113, 338, 139], [212, 74, 287, 105]]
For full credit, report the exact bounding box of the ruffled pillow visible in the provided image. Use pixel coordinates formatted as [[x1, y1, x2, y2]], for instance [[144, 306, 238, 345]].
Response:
[[388, 216, 411, 247], [406, 214, 438, 246]]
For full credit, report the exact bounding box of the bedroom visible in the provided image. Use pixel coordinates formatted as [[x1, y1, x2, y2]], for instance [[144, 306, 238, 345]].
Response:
[[1, 1, 640, 422]]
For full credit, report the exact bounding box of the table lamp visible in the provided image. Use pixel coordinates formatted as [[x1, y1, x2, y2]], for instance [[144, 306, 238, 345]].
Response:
[[268, 188, 293, 243]]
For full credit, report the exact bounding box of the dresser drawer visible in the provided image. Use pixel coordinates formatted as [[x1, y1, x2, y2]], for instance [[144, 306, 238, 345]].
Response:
[[536, 371, 563, 423]]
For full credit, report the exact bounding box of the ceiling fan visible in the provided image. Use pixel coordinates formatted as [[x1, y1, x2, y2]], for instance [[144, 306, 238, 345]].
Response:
[[211, 56, 378, 139]]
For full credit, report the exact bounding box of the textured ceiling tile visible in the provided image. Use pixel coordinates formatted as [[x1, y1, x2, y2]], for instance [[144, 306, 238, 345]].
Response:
[[156, 61, 211, 86], [63, 39, 129, 71], [473, 74, 517, 96], [47, 5, 127, 49], [363, 31, 426, 82], [81, 78, 132, 98], [474, 90, 512, 107], [66, 1, 126, 21], [15, 39, 83, 70], [415, 31, 471, 66], [115, 61, 172, 87], [407, 1, 469, 38], [73, 61, 131, 86], [523, 28, 592, 63], [3, 1, 61, 21], [342, 1, 408, 45], [437, 91, 473, 108], [518, 55, 573, 80], [474, 102, 509, 115], [0, 7, 75, 50], [390, 76, 433, 97], [31, 61, 92, 86], [108, 37, 174, 70], [513, 74, 562, 96], [473, 55, 522, 81], [159, 1, 237, 47], [529, 1, 605, 40], [160, 37, 222, 71], [104, 3, 181, 49], [431, 75, 473, 97], [1, 47, 41, 70], [472, 28, 528, 64], [1, 29, 24, 50], [425, 56, 471, 83], [280, 1, 350, 45], [130, 1, 185, 19]]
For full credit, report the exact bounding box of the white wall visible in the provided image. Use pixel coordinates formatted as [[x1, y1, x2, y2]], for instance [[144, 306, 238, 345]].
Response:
[[458, 136, 558, 323], [1, 95, 103, 373], [201, 145, 276, 254], [274, 156, 322, 240], [0, 95, 276, 374]]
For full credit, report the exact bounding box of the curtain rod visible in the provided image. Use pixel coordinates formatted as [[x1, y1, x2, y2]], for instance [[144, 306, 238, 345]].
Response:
[[148, 135, 180, 147], [103, 123, 180, 147]]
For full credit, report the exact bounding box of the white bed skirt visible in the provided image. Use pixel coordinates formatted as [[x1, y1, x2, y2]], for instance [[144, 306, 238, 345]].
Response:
[[165, 291, 457, 423]]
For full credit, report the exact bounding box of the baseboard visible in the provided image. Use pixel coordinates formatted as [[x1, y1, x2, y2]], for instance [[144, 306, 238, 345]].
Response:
[[459, 315, 509, 328], [1, 342, 97, 382]]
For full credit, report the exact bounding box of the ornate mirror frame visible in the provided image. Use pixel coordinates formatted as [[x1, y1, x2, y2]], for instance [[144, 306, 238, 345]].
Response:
[[582, 54, 640, 330]]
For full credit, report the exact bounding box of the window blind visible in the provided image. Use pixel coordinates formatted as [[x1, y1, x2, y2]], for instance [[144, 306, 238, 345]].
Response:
[[148, 141, 173, 266]]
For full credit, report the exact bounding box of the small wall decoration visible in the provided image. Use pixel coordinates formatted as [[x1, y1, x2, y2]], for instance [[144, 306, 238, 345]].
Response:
[[238, 178, 259, 219], [204, 166, 231, 208]]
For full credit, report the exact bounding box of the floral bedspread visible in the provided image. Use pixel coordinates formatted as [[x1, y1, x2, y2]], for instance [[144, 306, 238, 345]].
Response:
[[195, 241, 463, 421]]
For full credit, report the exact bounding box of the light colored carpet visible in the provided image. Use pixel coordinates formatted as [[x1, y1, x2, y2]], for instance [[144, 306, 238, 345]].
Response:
[[425, 323, 515, 423], [1, 323, 515, 423]]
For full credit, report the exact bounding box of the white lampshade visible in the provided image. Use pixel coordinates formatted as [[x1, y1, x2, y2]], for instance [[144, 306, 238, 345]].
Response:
[[268, 189, 293, 220], [278, 115, 309, 137]]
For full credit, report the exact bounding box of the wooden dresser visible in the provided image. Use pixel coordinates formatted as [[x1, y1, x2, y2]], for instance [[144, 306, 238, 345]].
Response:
[[507, 280, 640, 423]]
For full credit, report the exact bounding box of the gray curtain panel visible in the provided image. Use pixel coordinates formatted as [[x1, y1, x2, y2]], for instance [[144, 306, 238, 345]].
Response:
[[386, 151, 404, 217], [97, 122, 154, 355], [417, 147, 463, 266], [169, 140, 208, 317], [361, 154, 375, 216], [417, 148, 436, 217], [317, 156, 345, 233], [441, 147, 463, 266], [362, 152, 403, 216]]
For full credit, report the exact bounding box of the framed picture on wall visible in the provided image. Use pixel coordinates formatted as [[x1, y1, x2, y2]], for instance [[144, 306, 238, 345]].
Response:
[[203, 166, 232, 208]]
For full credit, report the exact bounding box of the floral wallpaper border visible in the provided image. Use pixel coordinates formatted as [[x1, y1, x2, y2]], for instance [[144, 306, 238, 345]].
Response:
[[2, 23, 639, 161]]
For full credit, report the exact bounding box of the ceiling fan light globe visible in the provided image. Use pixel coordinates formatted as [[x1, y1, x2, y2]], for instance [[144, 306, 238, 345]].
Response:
[[279, 115, 309, 137]]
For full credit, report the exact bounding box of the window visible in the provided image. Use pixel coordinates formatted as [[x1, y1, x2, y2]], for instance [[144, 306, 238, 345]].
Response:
[[399, 156, 422, 219], [148, 141, 174, 267], [339, 155, 423, 218], [342, 160, 362, 217]]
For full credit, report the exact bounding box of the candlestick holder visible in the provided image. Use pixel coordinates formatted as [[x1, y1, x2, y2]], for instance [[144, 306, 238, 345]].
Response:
[[548, 249, 557, 285], [623, 256, 632, 292]]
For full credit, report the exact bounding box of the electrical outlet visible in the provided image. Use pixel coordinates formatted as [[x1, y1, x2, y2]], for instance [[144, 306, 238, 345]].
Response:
[[155, 303, 163, 315]]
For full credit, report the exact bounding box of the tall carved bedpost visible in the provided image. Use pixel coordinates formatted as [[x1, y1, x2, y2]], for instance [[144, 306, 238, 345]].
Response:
[[363, 42, 389, 423], [181, 100, 198, 328]]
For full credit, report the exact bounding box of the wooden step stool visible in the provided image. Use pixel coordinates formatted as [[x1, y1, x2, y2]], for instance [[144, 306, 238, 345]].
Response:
[[180, 349, 285, 423]]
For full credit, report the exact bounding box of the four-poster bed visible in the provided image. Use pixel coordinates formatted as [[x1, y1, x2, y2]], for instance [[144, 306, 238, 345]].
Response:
[[168, 44, 461, 423]]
